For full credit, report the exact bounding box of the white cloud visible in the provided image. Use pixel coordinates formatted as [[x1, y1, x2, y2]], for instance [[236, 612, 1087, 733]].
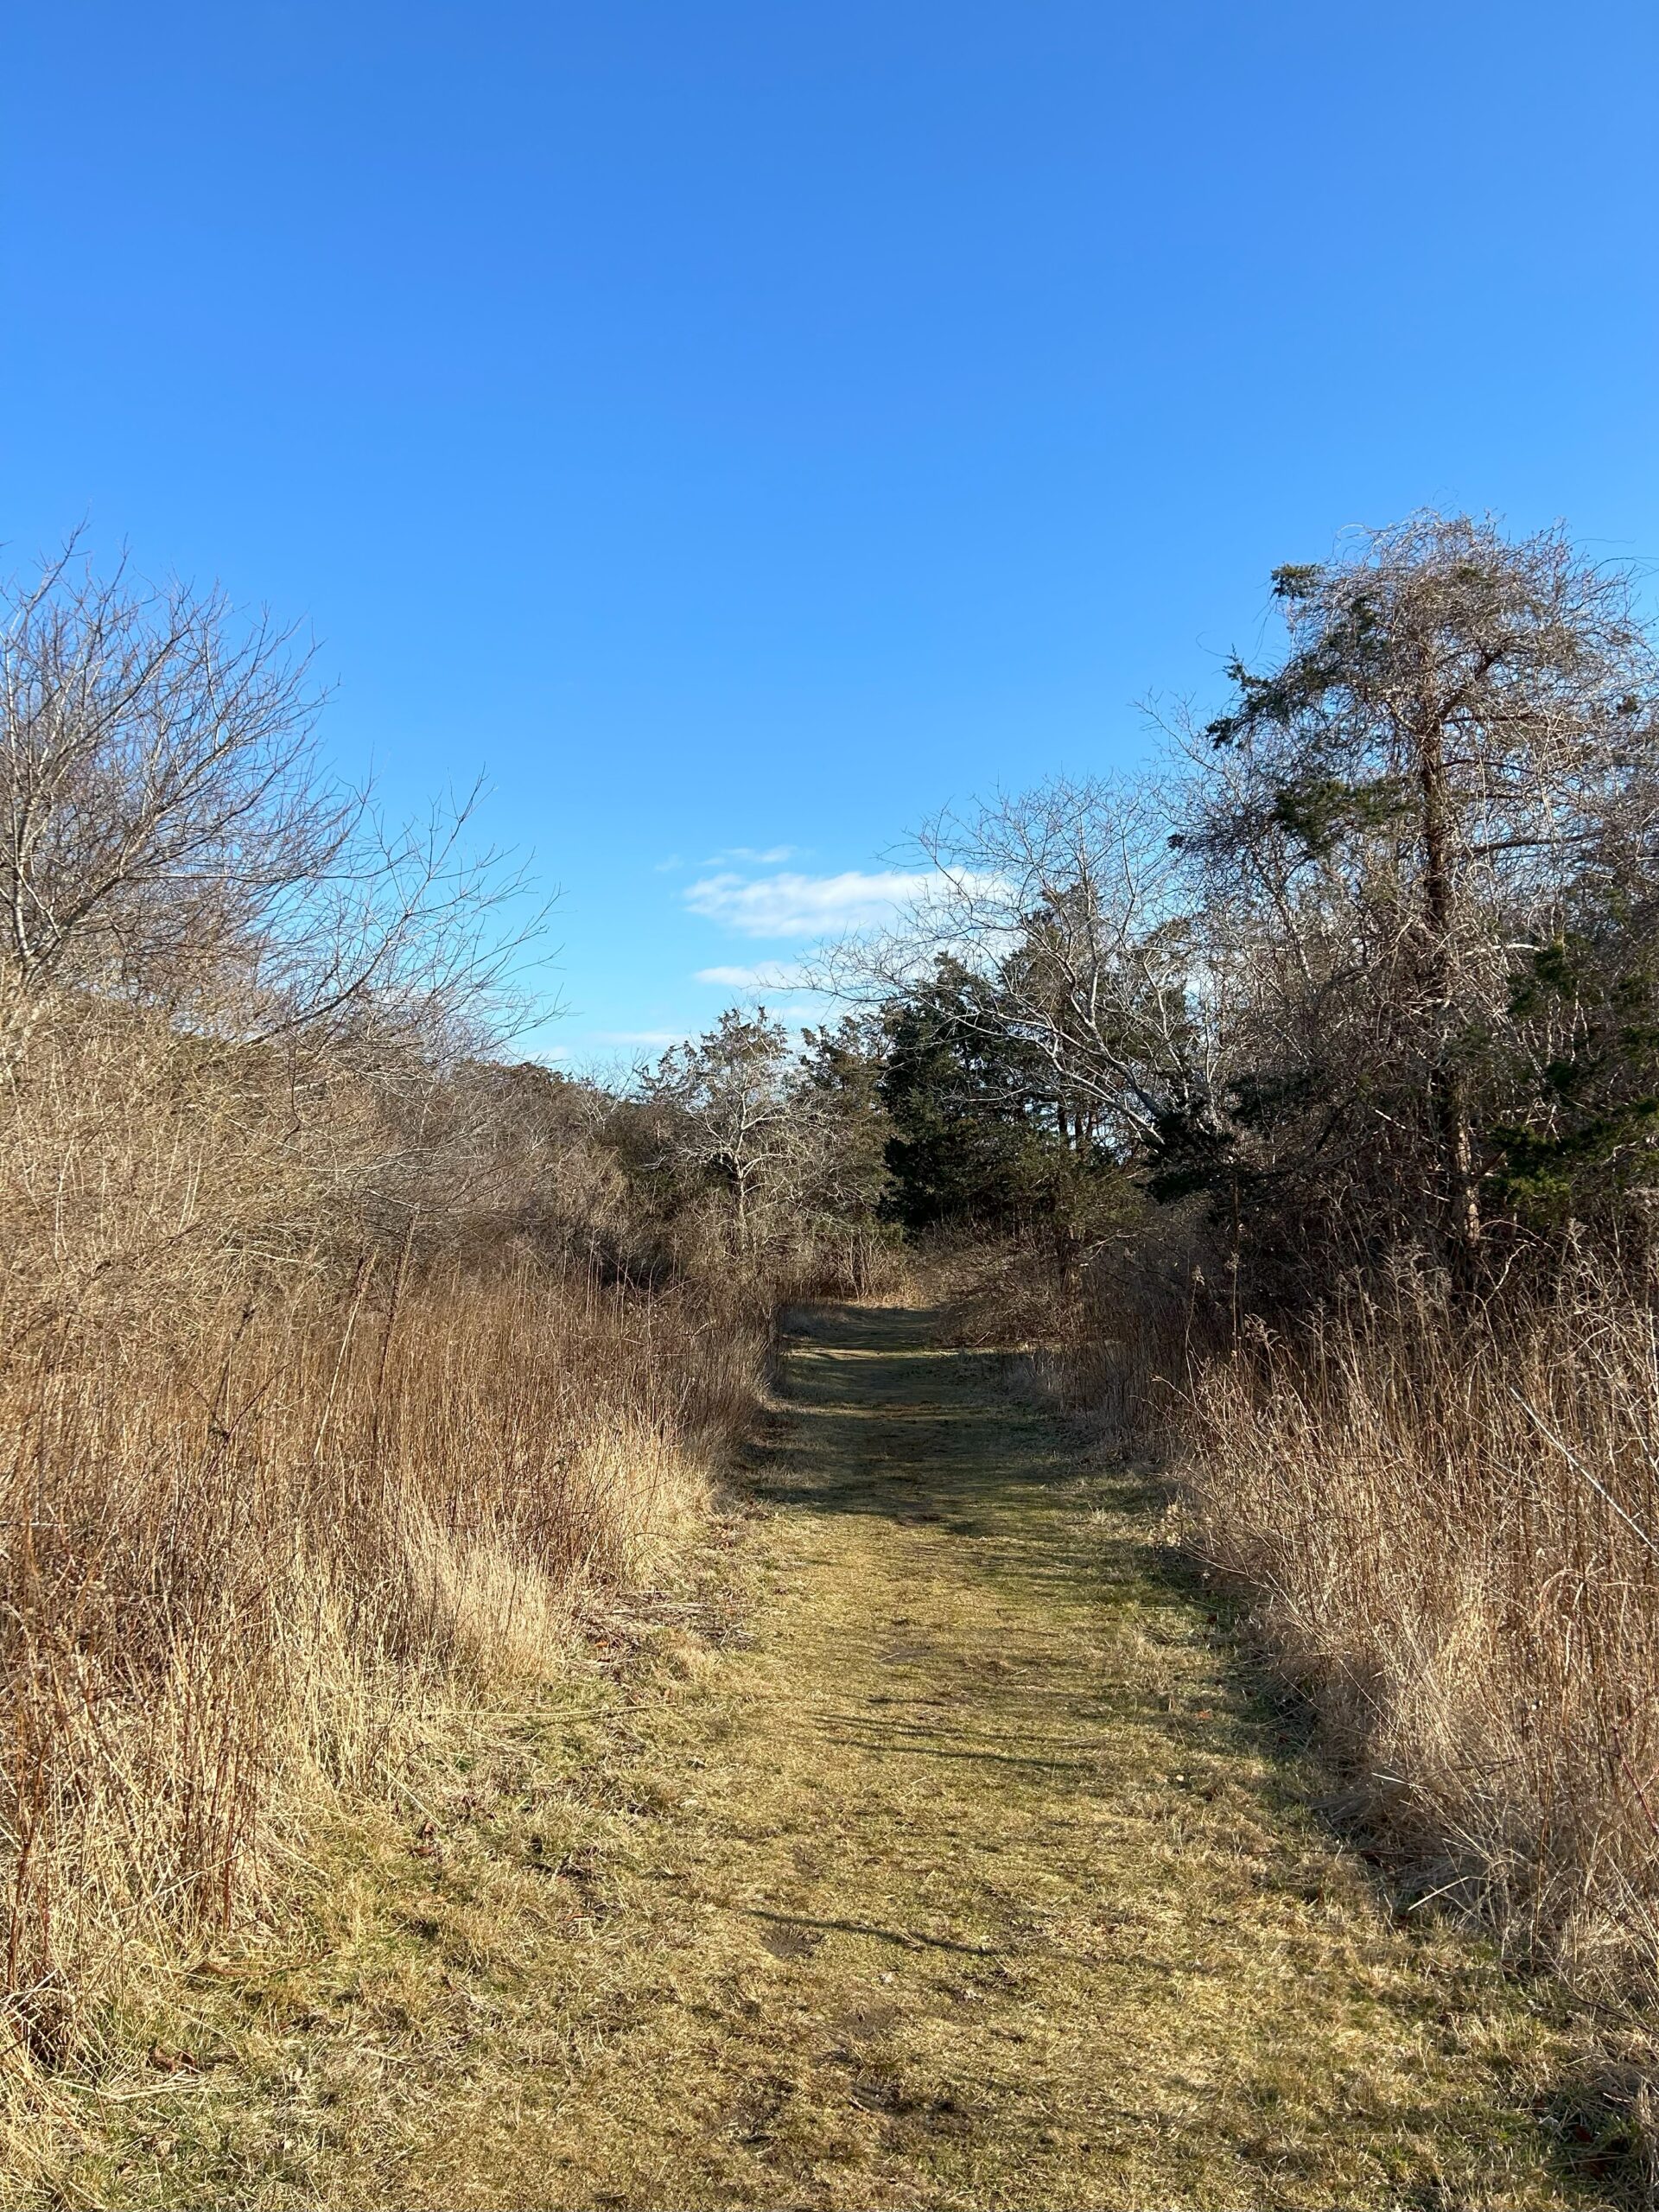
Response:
[[684, 868, 934, 939], [694, 961, 810, 991], [700, 843, 802, 867]]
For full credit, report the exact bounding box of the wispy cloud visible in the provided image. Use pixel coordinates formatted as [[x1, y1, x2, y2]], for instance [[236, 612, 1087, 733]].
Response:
[[590, 1027, 684, 1047], [694, 961, 810, 992], [684, 868, 933, 939], [700, 843, 801, 868]]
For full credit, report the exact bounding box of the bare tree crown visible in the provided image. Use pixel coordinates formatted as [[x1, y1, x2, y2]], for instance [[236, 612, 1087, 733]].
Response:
[[0, 546, 545, 1053]]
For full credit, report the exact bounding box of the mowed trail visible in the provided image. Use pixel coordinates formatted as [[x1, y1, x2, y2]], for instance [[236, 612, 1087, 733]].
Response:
[[89, 1305, 1592, 2209], [374, 1304, 1580, 2210]]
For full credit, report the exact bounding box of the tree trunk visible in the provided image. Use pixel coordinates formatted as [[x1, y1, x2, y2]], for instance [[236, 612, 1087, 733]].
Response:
[[1416, 699, 1482, 1283]]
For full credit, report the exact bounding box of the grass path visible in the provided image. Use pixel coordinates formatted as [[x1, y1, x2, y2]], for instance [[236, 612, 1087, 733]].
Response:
[[62, 1303, 1598, 2209]]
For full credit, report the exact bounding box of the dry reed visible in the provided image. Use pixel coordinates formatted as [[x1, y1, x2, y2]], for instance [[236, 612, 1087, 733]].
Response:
[[0, 989, 766, 2073], [1175, 1259, 1659, 1995]]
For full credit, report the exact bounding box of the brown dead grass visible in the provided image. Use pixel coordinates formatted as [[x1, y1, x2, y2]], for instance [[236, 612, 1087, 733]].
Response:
[[32, 1305, 1606, 2210], [0, 985, 767, 2145], [1181, 1263, 1659, 2002]]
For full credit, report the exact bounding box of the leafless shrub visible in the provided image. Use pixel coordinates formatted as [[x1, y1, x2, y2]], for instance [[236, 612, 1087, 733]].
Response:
[[0, 543, 545, 1052], [0, 550, 766, 2082]]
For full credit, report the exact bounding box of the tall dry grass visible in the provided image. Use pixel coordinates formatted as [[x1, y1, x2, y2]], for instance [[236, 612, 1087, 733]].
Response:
[[1179, 1262, 1659, 1994], [978, 1202, 1659, 2020], [0, 989, 766, 2070]]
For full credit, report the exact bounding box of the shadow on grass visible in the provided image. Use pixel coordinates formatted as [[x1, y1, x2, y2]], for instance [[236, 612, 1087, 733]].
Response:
[[749, 1300, 1637, 2211], [752, 1301, 1309, 1792]]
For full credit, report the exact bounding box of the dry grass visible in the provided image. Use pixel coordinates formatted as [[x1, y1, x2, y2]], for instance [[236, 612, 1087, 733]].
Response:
[[1009, 1230, 1659, 2178], [936, 1215, 1215, 1450], [36, 1304, 1589, 2209], [1179, 1262, 1659, 1999], [0, 986, 767, 2115]]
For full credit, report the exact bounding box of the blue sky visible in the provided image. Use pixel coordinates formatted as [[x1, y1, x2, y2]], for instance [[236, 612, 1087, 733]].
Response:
[[7, 3, 1658, 1064]]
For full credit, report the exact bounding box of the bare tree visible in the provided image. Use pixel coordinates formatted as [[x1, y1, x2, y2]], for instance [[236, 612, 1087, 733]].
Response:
[[0, 546, 338, 1000], [640, 1007, 800, 1250], [0, 545, 545, 1051], [820, 775, 1205, 1155], [810, 516, 1659, 1294]]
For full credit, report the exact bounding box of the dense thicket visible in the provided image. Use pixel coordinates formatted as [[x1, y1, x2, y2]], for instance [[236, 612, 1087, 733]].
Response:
[[844, 514, 1659, 1301]]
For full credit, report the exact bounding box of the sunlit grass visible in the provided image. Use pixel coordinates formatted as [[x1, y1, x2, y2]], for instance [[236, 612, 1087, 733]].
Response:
[[39, 1306, 1595, 2209]]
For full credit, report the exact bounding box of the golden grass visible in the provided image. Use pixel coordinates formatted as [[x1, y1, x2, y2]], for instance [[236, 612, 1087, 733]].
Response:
[[34, 1306, 1602, 2209], [1180, 1266, 1659, 2004], [0, 987, 768, 2135], [0, 1259, 755, 2050]]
